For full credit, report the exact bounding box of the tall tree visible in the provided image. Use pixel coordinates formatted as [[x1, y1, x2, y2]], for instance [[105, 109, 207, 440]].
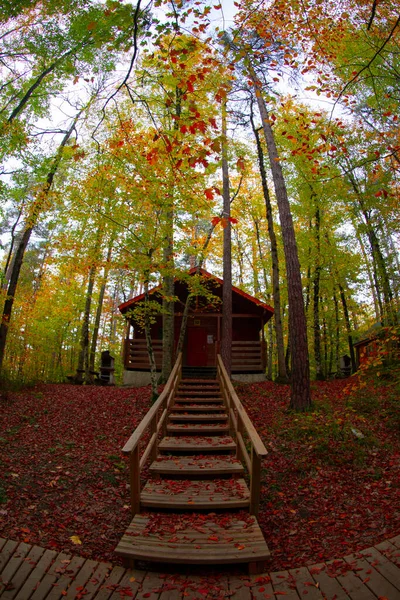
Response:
[[247, 64, 311, 410], [0, 108, 84, 375], [220, 98, 232, 375]]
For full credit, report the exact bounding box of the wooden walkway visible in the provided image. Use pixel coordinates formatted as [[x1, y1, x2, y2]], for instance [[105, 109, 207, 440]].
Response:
[[3, 534, 400, 599], [114, 355, 271, 572]]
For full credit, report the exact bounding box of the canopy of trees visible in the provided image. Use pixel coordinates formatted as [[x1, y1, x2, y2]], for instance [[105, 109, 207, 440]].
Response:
[[0, 0, 398, 410]]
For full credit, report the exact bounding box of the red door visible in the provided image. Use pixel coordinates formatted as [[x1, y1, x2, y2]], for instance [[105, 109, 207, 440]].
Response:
[[186, 327, 208, 366]]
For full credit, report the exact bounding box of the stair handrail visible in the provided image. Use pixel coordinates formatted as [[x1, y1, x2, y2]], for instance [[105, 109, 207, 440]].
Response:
[[122, 352, 182, 516], [217, 354, 268, 516]]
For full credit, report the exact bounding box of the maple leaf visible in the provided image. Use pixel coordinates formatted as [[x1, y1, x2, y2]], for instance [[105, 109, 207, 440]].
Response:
[[204, 188, 214, 200], [236, 157, 245, 171], [70, 535, 82, 545]]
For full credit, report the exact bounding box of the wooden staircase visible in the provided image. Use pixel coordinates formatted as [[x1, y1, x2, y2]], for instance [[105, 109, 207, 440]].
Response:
[[115, 354, 270, 573]]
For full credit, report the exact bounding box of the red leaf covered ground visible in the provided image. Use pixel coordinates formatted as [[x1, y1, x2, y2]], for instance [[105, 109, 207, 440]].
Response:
[[237, 378, 400, 571], [1, 378, 399, 572], [0, 385, 150, 563]]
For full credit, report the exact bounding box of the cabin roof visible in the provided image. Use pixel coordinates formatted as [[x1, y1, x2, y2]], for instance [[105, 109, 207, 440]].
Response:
[[119, 267, 274, 315]]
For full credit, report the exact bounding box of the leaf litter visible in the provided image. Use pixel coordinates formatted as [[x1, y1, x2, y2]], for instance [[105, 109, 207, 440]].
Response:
[[1, 378, 400, 575]]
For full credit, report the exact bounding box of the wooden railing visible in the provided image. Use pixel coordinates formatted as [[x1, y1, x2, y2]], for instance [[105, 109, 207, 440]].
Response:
[[121, 353, 182, 516], [231, 340, 266, 372], [124, 338, 163, 370], [217, 355, 268, 516]]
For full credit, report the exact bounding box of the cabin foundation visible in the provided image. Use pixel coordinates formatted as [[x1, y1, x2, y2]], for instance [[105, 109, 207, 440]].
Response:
[[232, 373, 267, 383], [122, 370, 160, 387]]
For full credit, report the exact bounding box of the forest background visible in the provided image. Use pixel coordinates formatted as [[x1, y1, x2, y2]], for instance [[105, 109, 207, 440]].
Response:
[[0, 0, 399, 395]]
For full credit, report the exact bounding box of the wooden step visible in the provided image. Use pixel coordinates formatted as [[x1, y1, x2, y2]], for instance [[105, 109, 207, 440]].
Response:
[[168, 413, 228, 422], [158, 435, 236, 453], [179, 385, 220, 391], [149, 456, 245, 476], [176, 391, 222, 398], [166, 423, 229, 435], [174, 397, 224, 404], [171, 404, 227, 412], [115, 513, 271, 566], [140, 478, 250, 509], [180, 379, 218, 384]]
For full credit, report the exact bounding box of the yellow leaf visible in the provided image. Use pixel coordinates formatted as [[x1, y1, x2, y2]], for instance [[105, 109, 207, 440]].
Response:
[[130, 577, 136, 582], [70, 535, 82, 545]]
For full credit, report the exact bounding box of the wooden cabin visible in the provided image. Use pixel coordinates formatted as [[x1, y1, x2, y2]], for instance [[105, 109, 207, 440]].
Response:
[[119, 268, 274, 386], [354, 327, 400, 369], [353, 337, 377, 368]]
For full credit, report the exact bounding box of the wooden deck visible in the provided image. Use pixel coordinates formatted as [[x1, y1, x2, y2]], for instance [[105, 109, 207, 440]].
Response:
[[3, 535, 400, 599]]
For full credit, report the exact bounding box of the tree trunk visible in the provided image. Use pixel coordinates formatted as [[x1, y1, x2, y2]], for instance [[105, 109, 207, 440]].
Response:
[[176, 218, 218, 356], [161, 87, 183, 382], [0, 109, 83, 377], [347, 173, 395, 325], [333, 289, 340, 375], [234, 228, 244, 286], [252, 238, 260, 295], [0, 227, 32, 376], [161, 217, 174, 382], [75, 264, 97, 384], [220, 99, 232, 376], [354, 227, 381, 321], [338, 282, 357, 373], [312, 203, 324, 380], [144, 265, 159, 401], [252, 117, 288, 383], [89, 243, 113, 374], [267, 319, 274, 380], [250, 67, 310, 409]]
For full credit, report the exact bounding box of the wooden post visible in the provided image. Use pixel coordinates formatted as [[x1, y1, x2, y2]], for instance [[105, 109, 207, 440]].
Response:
[[236, 413, 244, 461], [250, 447, 261, 516], [130, 446, 141, 517], [150, 413, 158, 462], [261, 318, 266, 371]]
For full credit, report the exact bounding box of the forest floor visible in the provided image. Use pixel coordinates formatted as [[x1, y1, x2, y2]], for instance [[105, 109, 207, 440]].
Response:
[[0, 375, 399, 573]]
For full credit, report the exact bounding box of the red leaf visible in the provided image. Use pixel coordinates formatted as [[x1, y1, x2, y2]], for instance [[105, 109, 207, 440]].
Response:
[[204, 188, 214, 200], [237, 157, 245, 171]]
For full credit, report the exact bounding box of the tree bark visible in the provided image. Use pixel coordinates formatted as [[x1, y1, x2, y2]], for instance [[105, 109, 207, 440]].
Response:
[[333, 290, 340, 376], [161, 213, 174, 382], [76, 263, 97, 384], [249, 67, 310, 409], [220, 99, 232, 376], [89, 242, 113, 375], [347, 173, 395, 325], [176, 219, 218, 356], [161, 87, 182, 382], [143, 262, 159, 401], [252, 117, 288, 383], [338, 282, 357, 373], [312, 202, 324, 380]]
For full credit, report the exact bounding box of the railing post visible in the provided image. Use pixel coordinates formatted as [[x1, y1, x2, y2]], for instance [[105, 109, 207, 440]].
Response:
[[236, 413, 244, 461], [150, 413, 158, 462], [130, 446, 141, 517], [124, 339, 131, 368], [250, 447, 261, 516]]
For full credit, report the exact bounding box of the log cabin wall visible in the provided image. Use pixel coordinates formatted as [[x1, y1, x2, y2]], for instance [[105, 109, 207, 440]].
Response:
[[120, 269, 273, 376]]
